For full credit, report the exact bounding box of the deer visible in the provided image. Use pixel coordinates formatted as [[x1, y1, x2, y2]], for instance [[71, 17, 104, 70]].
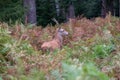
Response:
[[41, 27, 68, 52]]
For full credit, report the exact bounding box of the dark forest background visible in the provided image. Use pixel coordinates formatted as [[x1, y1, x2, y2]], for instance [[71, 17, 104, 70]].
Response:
[[0, 0, 120, 27]]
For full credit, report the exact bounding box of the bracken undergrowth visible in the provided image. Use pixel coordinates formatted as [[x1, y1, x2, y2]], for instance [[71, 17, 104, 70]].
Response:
[[0, 15, 120, 80]]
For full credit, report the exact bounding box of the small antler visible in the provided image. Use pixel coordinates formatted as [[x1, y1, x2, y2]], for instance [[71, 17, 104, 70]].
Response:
[[52, 18, 61, 29], [52, 18, 59, 25]]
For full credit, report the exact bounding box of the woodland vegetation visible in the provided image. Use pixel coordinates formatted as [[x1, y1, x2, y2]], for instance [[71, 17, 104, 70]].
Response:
[[0, 0, 120, 26], [0, 0, 120, 80]]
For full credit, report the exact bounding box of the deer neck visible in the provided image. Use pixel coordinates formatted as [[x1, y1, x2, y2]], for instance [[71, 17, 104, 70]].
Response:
[[54, 33, 63, 44]]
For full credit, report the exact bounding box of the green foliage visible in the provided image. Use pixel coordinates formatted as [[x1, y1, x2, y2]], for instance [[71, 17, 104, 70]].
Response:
[[20, 69, 45, 80], [51, 61, 109, 80], [0, 26, 13, 73], [0, 77, 3, 80], [0, 27, 12, 55], [17, 41, 36, 55], [7, 65, 45, 80], [51, 69, 62, 80], [93, 44, 115, 58], [0, 24, 37, 74], [36, 0, 56, 27], [81, 0, 101, 18], [0, 0, 24, 23], [0, 15, 120, 79], [13, 68, 45, 80], [0, 0, 119, 26]]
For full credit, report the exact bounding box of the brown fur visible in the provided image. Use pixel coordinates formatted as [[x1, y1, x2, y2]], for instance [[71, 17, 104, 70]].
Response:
[[41, 28, 68, 52]]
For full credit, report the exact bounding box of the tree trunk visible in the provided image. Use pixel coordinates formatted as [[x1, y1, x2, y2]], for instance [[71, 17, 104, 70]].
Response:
[[101, 0, 114, 17], [107, 0, 114, 15], [23, 0, 37, 25], [55, 0, 60, 17], [101, 0, 107, 17], [67, 3, 75, 19], [119, 0, 120, 17]]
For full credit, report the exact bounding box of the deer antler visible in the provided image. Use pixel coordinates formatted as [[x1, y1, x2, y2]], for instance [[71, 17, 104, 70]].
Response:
[[52, 18, 59, 25], [52, 18, 61, 29]]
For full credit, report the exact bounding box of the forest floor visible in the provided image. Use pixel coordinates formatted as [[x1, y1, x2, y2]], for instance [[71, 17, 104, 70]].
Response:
[[0, 15, 120, 80]]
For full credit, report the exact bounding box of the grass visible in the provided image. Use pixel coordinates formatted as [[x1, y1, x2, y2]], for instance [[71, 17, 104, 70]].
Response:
[[0, 15, 120, 80]]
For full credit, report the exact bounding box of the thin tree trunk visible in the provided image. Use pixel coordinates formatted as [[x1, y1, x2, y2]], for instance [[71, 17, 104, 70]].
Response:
[[101, 0, 114, 17], [101, 0, 107, 17], [23, 0, 37, 25], [119, 0, 120, 17], [55, 0, 60, 17], [68, 3, 75, 19], [107, 0, 114, 15]]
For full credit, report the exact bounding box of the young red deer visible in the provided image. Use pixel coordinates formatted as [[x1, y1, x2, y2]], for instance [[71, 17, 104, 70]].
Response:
[[41, 28, 68, 52]]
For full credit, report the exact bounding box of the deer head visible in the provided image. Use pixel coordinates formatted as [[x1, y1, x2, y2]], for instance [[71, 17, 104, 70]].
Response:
[[52, 18, 68, 36], [57, 28, 68, 36]]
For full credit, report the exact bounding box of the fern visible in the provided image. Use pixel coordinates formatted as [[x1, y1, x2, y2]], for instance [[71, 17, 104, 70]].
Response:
[[0, 27, 12, 55], [51, 62, 109, 80]]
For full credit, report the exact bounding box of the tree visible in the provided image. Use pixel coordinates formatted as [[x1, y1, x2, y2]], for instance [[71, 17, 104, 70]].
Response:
[[101, 0, 107, 17], [23, 0, 37, 25], [0, 0, 24, 23], [101, 0, 114, 17], [59, 0, 76, 20], [0, 0, 119, 26], [36, 0, 56, 27], [81, 0, 101, 18], [67, 2, 75, 19], [55, 0, 60, 17], [119, 0, 120, 17]]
